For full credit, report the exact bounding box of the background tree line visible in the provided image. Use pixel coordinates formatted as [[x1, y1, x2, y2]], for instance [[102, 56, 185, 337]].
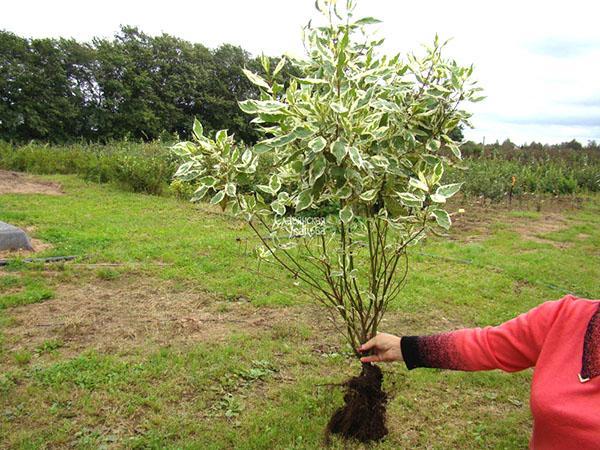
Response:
[[0, 26, 294, 143]]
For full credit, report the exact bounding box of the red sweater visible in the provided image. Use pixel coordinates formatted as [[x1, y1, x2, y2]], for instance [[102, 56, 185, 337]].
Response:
[[400, 295, 600, 449]]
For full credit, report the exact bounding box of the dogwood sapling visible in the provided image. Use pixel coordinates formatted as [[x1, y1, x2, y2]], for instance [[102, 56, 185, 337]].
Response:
[[172, 0, 481, 441]]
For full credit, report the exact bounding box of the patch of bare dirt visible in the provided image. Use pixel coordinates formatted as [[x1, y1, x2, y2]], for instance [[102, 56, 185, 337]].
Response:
[[0, 170, 63, 195], [507, 213, 570, 247], [0, 274, 469, 373], [1, 277, 322, 361], [448, 206, 498, 243], [447, 199, 574, 248]]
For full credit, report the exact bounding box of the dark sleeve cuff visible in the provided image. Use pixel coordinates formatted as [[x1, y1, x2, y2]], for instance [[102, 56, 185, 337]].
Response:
[[401, 336, 422, 370]]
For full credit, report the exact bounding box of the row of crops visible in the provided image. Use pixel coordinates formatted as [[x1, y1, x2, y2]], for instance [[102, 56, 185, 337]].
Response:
[[1, 140, 598, 202], [447, 143, 600, 201], [447, 159, 599, 201]]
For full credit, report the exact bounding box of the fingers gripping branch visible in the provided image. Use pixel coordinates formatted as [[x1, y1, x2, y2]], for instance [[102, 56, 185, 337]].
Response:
[[357, 333, 403, 364]]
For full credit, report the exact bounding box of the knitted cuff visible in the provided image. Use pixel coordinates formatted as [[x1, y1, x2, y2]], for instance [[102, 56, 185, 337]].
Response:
[[401, 336, 422, 370]]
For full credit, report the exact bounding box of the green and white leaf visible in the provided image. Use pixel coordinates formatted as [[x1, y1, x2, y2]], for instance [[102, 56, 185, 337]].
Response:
[[336, 184, 352, 199], [331, 140, 347, 163], [191, 185, 209, 201], [174, 161, 194, 178], [198, 176, 217, 187], [216, 129, 228, 143], [436, 183, 463, 199], [308, 136, 327, 152], [348, 146, 362, 168], [359, 189, 378, 202], [397, 192, 424, 208], [409, 177, 429, 192], [297, 77, 328, 85], [354, 17, 382, 26], [269, 174, 282, 193], [330, 102, 348, 113], [225, 183, 237, 197], [271, 200, 286, 216], [339, 205, 354, 223], [273, 57, 287, 77], [192, 119, 204, 139], [210, 190, 225, 205], [448, 143, 462, 159], [295, 189, 313, 211], [426, 139, 441, 152], [430, 193, 446, 203], [310, 154, 327, 181], [432, 209, 451, 229], [253, 142, 273, 154], [242, 68, 271, 91]]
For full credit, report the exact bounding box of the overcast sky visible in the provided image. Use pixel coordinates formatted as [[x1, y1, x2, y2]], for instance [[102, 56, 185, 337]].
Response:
[[3, 0, 600, 144]]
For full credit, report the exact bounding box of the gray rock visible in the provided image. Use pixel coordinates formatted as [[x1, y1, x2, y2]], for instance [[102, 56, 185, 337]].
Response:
[[0, 221, 33, 251]]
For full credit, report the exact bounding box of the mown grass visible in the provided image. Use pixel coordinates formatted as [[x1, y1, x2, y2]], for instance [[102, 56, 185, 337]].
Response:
[[0, 280, 54, 310], [0, 175, 306, 307], [0, 174, 598, 449]]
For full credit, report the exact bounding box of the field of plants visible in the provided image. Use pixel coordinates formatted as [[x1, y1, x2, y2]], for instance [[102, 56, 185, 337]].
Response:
[[450, 141, 600, 202], [0, 172, 599, 448], [2, 139, 599, 203]]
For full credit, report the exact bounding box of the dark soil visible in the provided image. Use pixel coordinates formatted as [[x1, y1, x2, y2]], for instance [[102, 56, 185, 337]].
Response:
[[326, 363, 388, 443]]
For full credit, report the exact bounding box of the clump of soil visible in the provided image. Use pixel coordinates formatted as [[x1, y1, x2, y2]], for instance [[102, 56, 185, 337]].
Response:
[[326, 363, 388, 443], [0, 170, 62, 195]]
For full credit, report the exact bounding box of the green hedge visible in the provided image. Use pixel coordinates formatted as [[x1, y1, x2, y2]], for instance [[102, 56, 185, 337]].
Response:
[[0, 141, 177, 195]]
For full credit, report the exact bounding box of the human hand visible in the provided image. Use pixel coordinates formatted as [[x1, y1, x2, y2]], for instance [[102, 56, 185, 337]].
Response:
[[357, 333, 403, 363]]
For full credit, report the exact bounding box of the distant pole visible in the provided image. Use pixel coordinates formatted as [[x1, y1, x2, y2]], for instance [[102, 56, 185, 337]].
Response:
[[482, 136, 485, 159]]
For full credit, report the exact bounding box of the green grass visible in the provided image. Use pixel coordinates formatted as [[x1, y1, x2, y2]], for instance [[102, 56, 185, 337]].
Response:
[[0, 174, 598, 449], [0, 175, 297, 306], [0, 282, 54, 310]]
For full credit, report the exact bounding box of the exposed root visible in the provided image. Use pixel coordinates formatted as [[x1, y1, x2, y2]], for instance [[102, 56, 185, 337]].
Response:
[[326, 363, 388, 443]]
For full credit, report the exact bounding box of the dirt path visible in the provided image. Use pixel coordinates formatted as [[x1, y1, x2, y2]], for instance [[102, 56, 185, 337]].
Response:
[[0, 170, 63, 195]]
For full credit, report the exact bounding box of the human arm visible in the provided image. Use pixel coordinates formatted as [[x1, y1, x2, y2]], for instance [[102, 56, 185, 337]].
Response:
[[359, 297, 570, 371]]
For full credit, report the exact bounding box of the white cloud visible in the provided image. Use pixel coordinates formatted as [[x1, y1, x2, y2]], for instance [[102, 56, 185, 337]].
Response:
[[3, 0, 600, 144]]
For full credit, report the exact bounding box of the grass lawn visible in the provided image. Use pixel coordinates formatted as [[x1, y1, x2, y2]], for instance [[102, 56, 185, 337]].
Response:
[[1, 175, 598, 449]]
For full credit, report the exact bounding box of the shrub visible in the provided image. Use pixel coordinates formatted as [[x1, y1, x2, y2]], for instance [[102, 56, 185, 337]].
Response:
[[172, 0, 480, 442]]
